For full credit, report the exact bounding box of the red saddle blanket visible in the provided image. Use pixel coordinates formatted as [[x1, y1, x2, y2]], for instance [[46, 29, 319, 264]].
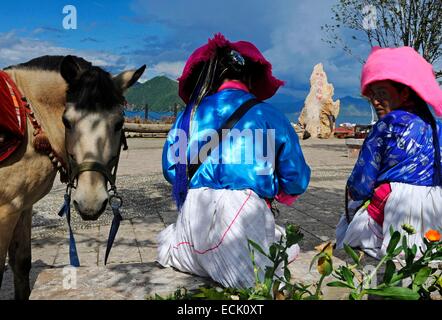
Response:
[[0, 70, 27, 162]]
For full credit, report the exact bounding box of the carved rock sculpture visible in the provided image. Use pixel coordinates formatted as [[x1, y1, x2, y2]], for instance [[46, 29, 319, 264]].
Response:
[[298, 63, 340, 139]]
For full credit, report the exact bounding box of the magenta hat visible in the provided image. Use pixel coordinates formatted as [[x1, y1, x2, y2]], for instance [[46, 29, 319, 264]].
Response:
[[361, 46, 442, 116], [178, 33, 284, 104]]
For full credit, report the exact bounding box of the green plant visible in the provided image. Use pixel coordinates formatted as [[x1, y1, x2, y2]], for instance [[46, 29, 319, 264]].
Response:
[[149, 224, 441, 300], [308, 241, 334, 299], [246, 224, 323, 300], [150, 224, 327, 300], [327, 226, 442, 300]]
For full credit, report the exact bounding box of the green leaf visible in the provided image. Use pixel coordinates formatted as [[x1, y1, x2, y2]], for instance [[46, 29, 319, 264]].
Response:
[[248, 239, 268, 258], [284, 267, 291, 282], [389, 225, 395, 236], [402, 236, 408, 253], [431, 252, 442, 260], [309, 253, 322, 272], [413, 267, 432, 287], [386, 231, 401, 256], [349, 292, 360, 300], [411, 244, 417, 256], [392, 246, 403, 257], [344, 244, 360, 265], [341, 266, 355, 288], [286, 224, 304, 247], [154, 293, 165, 300], [405, 248, 415, 265], [383, 260, 396, 284], [365, 287, 420, 300], [269, 244, 278, 261], [327, 281, 355, 289], [264, 276, 273, 295], [264, 266, 275, 283]]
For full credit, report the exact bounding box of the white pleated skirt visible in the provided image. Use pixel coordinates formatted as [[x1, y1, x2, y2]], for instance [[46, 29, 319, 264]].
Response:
[[157, 187, 300, 289], [336, 182, 442, 259]]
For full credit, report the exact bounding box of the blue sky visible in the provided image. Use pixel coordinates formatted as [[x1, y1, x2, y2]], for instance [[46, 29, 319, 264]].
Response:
[[0, 0, 372, 100]]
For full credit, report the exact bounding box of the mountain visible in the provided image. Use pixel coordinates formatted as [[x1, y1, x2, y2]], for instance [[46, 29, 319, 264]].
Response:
[[339, 96, 372, 116], [124, 76, 374, 124], [267, 93, 374, 124], [267, 93, 304, 114], [125, 76, 185, 111]]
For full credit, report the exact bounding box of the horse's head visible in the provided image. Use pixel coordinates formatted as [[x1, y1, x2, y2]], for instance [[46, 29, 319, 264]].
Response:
[[60, 56, 146, 221]]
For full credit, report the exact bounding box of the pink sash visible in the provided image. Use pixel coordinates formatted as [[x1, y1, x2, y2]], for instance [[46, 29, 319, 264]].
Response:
[[367, 183, 392, 226]]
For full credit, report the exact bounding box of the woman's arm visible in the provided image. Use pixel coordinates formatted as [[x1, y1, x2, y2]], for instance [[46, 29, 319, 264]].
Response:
[[276, 117, 311, 197], [347, 123, 386, 201], [162, 114, 185, 185]]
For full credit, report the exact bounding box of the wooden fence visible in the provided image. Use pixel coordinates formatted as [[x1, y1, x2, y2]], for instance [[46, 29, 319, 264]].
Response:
[[124, 123, 172, 138]]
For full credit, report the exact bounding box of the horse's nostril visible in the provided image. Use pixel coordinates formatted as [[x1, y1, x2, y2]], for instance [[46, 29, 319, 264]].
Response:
[[72, 198, 108, 221]]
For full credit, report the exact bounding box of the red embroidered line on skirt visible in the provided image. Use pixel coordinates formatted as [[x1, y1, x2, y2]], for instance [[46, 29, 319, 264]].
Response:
[[173, 190, 253, 254], [368, 218, 384, 240]]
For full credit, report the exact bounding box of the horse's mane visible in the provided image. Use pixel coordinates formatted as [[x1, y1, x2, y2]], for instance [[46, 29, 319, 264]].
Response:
[[5, 55, 92, 72], [6, 56, 124, 111]]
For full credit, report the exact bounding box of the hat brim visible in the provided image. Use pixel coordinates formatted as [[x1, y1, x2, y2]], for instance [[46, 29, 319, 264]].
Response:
[[361, 46, 442, 116], [178, 33, 284, 104]]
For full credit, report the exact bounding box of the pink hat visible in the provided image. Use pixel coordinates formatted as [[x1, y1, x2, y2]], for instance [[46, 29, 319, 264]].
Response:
[[178, 33, 284, 104], [361, 46, 442, 116]]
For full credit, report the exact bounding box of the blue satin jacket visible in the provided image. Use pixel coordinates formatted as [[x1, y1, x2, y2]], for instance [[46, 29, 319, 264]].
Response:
[[348, 109, 442, 201], [162, 89, 311, 199]]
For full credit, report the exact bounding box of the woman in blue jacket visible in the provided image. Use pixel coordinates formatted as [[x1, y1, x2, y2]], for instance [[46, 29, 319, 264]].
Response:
[[157, 34, 311, 289], [336, 47, 442, 259]]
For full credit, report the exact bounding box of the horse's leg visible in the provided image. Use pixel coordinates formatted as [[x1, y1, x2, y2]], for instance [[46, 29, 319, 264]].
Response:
[[8, 207, 32, 300], [0, 244, 4, 290], [0, 208, 21, 292]]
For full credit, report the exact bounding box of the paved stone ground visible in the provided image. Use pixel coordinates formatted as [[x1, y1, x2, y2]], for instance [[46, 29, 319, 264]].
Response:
[[1, 138, 358, 300]]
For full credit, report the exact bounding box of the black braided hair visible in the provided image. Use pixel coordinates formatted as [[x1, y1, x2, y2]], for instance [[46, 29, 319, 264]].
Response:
[[187, 47, 252, 110]]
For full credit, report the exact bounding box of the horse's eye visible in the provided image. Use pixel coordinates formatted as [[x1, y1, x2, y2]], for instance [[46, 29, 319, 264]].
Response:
[[62, 116, 72, 130], [115, 120, 124, 132]]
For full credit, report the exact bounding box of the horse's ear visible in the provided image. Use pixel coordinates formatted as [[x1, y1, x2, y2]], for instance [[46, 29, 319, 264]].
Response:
[[114, 65, 147, 92], [60, 55, 82, 85]]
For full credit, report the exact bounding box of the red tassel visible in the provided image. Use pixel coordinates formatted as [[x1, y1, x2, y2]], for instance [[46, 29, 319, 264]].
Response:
[[33, 129, 52, 153]]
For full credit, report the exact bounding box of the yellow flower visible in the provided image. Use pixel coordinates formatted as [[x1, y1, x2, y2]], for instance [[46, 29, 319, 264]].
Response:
[[315, 242, 333, 276], [315, 241, 333, 257], [425, 230, 441, 242]]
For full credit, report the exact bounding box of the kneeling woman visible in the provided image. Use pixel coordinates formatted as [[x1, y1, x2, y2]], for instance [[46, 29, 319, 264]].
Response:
[[337, 46, 442, 258], [158, 34, 311, 288]]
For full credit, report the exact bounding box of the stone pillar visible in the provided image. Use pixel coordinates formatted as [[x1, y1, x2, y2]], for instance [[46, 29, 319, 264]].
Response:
[[298, 63, 340, 139]]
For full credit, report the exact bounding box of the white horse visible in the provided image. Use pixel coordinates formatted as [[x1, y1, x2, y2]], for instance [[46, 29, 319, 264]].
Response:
[[0, 55, 145, 299]]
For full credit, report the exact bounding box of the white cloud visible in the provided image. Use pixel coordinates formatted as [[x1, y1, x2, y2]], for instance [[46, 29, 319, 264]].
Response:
[[262, 1, 366, 97], [0, 31, 127, 73], [0, 1, 377, 98], [149, 60, 185, 80], [130, 0, 368, 98], [0, 31, 67, 67]]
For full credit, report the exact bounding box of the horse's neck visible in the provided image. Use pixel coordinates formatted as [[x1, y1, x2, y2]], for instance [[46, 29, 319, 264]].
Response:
[[6, 69, 67, 161]]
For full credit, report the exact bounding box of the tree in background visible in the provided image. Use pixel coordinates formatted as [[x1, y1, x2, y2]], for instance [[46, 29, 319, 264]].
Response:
[[322, 0, 442, 77]]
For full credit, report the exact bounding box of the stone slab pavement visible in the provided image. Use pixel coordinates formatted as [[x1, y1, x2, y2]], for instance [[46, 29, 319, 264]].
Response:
[[1, 138, 359, 300]]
